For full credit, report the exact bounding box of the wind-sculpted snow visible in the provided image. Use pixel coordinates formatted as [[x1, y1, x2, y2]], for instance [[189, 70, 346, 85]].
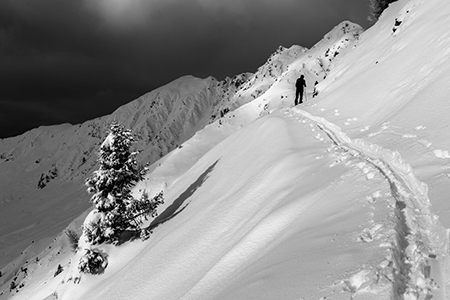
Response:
[[50, 112, 393, 299]]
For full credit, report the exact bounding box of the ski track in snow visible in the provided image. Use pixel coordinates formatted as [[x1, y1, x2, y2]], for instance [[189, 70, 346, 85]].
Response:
[[286, 107, 450, 300]]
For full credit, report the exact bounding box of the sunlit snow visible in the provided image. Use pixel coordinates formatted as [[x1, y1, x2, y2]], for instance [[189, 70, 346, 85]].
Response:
[[1, 0, 450, 299]]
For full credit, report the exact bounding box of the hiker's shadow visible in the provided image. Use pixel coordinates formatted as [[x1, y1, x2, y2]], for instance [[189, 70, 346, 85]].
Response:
[[147, 159, 219, 231]]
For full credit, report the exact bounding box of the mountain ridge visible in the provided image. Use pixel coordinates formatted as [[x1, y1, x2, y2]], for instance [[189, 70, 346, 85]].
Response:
[[0, 20, 362, 273], [0, 73, 249, 270], [6, 14, 442, 299]]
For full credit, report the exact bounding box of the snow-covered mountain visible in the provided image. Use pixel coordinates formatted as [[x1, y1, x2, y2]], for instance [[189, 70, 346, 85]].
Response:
[[2, 0, 450, 298], [0, 74, 250, 271]]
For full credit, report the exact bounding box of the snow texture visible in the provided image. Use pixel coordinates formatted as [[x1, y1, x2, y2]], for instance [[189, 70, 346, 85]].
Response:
[[1, 0, 450, 299]]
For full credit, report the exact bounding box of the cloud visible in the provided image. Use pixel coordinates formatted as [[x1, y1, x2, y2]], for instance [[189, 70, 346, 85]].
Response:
[[82, 0, 248, 31], [0, 0, 371, 137], [195, 0, 246, 16], [83, 0, 157, 29]]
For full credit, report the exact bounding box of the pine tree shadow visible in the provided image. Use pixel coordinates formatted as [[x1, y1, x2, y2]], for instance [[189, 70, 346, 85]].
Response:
[[147, 159, 219, 231]]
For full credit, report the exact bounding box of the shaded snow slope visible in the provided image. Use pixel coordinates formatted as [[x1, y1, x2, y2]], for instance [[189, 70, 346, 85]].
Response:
[[0, 17, 359, 279], [0, 75, 248, 271], [62, 113, 397, 300], [3, 0, 450, 298]]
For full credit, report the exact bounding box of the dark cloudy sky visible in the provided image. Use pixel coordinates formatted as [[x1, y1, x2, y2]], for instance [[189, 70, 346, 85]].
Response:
[[0, 0, 371, 138]]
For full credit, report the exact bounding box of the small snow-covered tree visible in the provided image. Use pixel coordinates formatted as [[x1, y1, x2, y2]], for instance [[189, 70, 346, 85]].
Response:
[[78, 249, 108, 275], [84, 122, 163, 245], [65, 229, 80, 253], [368, 0, 398, 22]]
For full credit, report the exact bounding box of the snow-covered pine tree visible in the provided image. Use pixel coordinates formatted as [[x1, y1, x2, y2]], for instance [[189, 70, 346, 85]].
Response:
[[84, 122, 163, 245], [78, 249, 108, 274], [368, 0, 398, 22]]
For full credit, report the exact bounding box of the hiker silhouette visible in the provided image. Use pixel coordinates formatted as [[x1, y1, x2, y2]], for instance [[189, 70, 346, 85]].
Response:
[[295, 75, 307, 105]]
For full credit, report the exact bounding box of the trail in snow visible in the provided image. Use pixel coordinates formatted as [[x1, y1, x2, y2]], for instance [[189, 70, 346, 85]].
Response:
[[286, 107, 449, 300]]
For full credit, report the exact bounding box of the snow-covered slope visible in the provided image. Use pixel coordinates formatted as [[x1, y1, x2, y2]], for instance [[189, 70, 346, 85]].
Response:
[[2, 0, 450, 298], [0, 74, 249, 271]]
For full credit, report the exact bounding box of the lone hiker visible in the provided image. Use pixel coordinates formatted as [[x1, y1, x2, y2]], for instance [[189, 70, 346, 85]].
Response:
[[295, 75, 307, 105]]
